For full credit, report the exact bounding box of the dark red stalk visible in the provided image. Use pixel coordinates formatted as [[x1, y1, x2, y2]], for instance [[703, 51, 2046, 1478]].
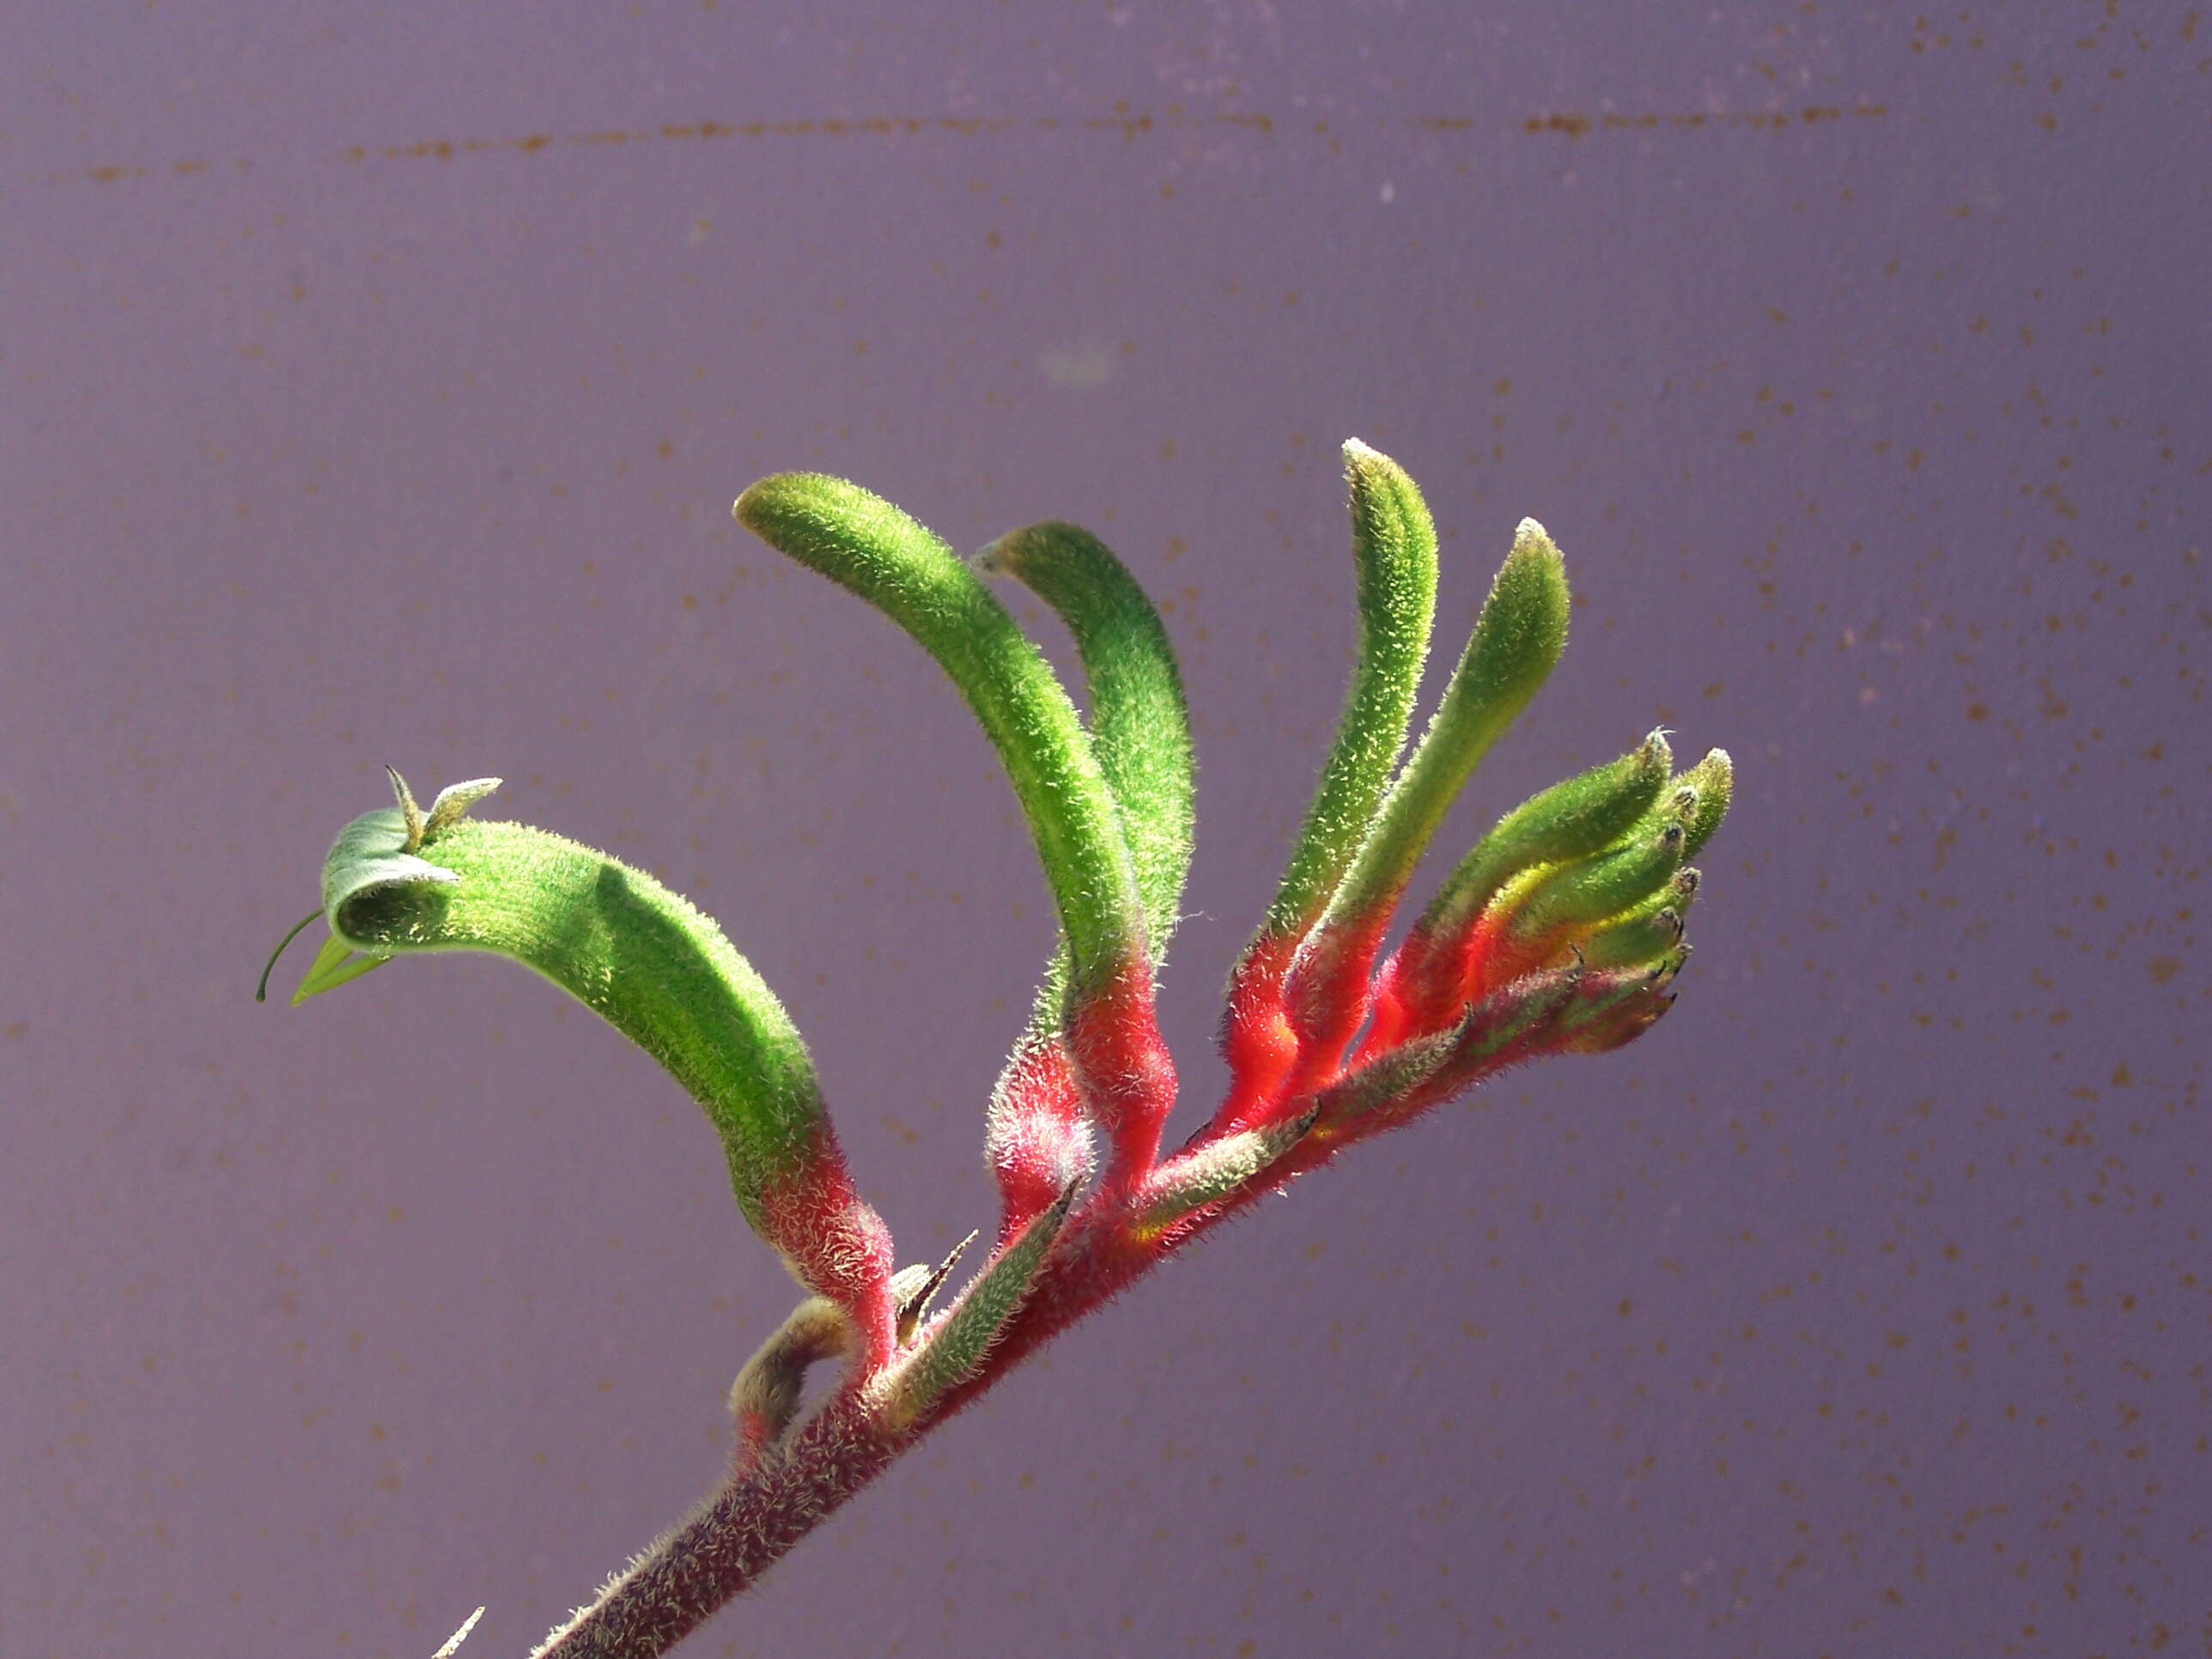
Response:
[[534, 1393, 903, 1659]]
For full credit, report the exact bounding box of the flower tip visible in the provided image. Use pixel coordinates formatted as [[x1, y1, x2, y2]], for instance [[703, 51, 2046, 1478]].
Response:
[[1340, 436, 1414, 493], [1502, 522, 1569, 617], [1340, 440, 1437, 522], [1464, 523, 1571, 705], [1678, 748, 1735, 858], [732, 471, 847, 537], [730, 476, 794, 534], [1698, 748, 1735, 798]]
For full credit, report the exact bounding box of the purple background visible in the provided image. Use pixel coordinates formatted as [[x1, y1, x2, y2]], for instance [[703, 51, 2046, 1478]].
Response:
[[6, 4, 2207, 1656]]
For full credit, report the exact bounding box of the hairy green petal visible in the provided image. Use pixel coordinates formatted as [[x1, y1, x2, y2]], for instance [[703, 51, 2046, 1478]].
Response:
[[1509, 813, 1689, 942], [1325, 517, 1570, 932], [1416, 730, 1672, 945], [1577, 852, 1700, 966], [978, 520, 1194, 966], [735, 475, 1144, 1003], [323, 813, 831, 1237], [322, 803, 463, 914], [1261, 440, 1439, 939]]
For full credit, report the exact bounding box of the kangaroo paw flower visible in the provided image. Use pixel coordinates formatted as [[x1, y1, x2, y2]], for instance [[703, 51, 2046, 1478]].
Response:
[[269, 441, 1735, 1659]]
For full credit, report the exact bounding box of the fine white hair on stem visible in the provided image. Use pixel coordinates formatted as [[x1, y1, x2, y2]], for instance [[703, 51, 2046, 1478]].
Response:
[[432, 1606, 485, 1658]]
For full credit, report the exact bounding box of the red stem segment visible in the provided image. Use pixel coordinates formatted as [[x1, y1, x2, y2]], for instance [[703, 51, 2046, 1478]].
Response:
[[1066, 956, 1179, 1191]]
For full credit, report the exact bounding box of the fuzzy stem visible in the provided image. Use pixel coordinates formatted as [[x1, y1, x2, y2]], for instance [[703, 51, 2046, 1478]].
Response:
[[531, 1392, 900, 1659]]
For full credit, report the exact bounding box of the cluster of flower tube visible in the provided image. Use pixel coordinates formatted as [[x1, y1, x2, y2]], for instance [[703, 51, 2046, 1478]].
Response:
[[263, 439, 1729, 1489]]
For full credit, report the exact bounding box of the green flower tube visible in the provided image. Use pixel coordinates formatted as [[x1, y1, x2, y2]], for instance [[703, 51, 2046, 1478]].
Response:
[[1320, 515, 1571, 938], [1415, 730, 1672, 951], [976, 520, 1195, 967], [1213, 440, 1438, 1132], [735, 474, 1146, 1007], [1260, 440, 1441, 939], [298, 775, 893, 1343], [1279, 516, 1569, 1088], [973, 519, 1194, 1217]]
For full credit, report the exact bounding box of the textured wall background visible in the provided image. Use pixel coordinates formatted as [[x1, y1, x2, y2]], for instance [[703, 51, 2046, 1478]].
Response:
[[5, 4, 2206, 1656]]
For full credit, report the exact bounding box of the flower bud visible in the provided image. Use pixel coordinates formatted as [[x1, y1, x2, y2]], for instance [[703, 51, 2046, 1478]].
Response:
[[1387, 731, 1673, 1032], [1425, 730, 1671, 933], [1675, 748, 1733, 860], [1549, 951, 1688, 1054], [1510, 814, 1689, 945], [1577, 866, 1699, 969]]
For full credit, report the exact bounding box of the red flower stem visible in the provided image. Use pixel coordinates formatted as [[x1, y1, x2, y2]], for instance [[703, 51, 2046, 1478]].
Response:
[[1349, 951, 1412, 1063], [1067, 957, 1179, 1193], [757, 1155, 896, 1370], [986, 1036, 1088, 1245], [1351, 929, 1466, 1067], [1207, 932, 1301, 1139], [1275, 911, 1391, 1103]]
